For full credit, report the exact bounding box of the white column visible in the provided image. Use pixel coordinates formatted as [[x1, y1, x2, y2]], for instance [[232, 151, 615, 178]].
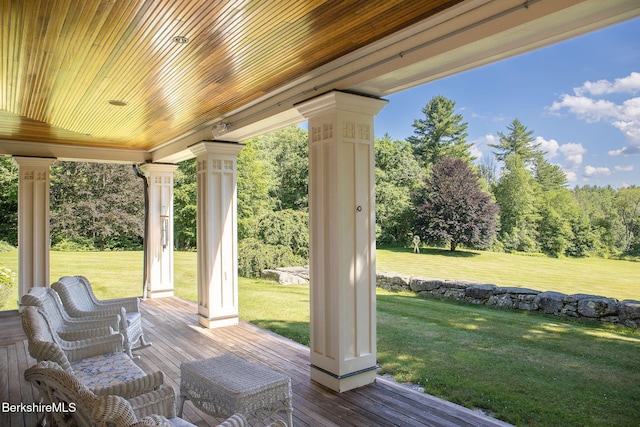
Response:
[[139, 163, 178, 298], [14, 157, 56, 298], [190, 141, 244, 328], [296, 91, 388, 392]]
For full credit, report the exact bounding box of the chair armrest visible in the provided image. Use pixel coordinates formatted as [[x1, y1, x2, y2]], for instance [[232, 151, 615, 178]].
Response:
[[95, 296, 140, 313], [93, 371, 165, 399], [61, 314, 120, 332], [57, 326, 115, 341], [27, 340, 73, 371], [128, 384, 176, 419], [63, 333, 124, 362]]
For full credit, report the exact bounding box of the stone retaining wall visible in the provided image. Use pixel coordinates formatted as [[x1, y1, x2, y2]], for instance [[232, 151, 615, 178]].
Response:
[[377, 271, 640, 328], [261, 267, 640, 328]]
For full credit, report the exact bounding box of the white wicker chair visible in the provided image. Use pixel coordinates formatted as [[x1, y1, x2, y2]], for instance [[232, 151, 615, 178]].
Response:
[[25, 361, 191, 427], [52, 275, 150, 358], [22, 306, 164, 397], [21, 287, 119, 341]]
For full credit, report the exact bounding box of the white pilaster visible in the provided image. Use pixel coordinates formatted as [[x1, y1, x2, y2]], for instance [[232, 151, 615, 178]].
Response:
[[190, 141, 244, 328], [139, 163, 178, 298], [14, 157, 56, 298], [296, 91, 388, 392]]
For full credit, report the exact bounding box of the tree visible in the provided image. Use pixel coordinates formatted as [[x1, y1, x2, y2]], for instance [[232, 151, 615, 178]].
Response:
[[0, 157, 18, 246], [237, 141, 276, 239], [374, 135, 425, 245], [50, 162, 144, 250], [490, 118, 541, 166], [533, 157, 567, 191], [615, 186, 640, 254], [251, 126, 309, 211], [573, 185, 622, 256], [413, 157, 498, 251], [173, 159, 197, 249], [407, 95, 473, 166], [492, 154, 540, 252]]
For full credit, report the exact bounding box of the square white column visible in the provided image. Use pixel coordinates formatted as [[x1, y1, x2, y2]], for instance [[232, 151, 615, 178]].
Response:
[[14, 157, 56, 298], [190, 141, 244, 328], [139, 163, 178, 298], [296, 91, 388, 392]]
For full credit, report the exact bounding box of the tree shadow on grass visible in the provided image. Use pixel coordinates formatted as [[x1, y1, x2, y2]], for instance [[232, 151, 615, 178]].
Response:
[[382, 246, 481, 258]]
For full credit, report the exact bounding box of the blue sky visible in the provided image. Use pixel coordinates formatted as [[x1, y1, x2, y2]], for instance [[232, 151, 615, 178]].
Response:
[[374, 17, 640, 189]]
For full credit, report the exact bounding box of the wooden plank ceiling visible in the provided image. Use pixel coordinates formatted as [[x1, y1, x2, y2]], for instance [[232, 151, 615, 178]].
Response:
[[0, 0, 461, 152]]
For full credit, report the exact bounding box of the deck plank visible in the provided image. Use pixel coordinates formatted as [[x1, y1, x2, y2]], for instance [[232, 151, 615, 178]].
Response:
[[2, 296, 512, 426]]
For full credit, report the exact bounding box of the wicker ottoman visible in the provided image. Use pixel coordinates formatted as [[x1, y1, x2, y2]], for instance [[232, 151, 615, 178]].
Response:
[[179, 354, 293, 426]]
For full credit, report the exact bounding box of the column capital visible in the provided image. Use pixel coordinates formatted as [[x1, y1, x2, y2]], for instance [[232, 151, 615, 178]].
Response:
[[13, 156, 56, 168], [138, 163, 178, 175], [189, 141, 244, 157], [295, 90, 388, 118]]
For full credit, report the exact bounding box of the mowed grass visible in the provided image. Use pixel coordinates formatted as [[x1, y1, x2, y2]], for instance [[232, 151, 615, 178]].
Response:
[[1, 250, 639, 425], [377, 247, 640, 301]]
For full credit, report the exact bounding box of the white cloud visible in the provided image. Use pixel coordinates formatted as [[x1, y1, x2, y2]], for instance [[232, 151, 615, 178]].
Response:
[[614, 165, 634, 172], [584, 166, 611, 177], [574, 72, 640, 96], [565, 171, 577, 182], [535, 136, 586, 178], [549, 72, 640, 156], [535, 136, 559, 158]]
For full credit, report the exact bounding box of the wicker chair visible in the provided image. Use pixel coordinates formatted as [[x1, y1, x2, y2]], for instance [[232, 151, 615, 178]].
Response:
[[21, 306, 164, 397], [21, 287, 119, 341], [24, 361, 192, 427], [52, 275, 150, 358]]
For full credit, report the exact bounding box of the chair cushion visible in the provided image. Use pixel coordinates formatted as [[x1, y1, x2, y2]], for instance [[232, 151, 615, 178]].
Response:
[[70, 351, 146, 389], [169, 417, 197, 427], [126, 311, 141, 325]]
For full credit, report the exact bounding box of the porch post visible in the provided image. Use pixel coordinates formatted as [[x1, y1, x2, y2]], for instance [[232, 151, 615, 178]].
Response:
[[190, 141, 244, 328], [296, 91, 388, 392], [13, 157, 56, 298], [139, 163, 178, 298]]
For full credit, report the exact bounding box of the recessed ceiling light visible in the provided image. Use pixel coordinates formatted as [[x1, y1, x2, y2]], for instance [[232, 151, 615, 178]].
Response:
[[108, 100, 128, 106], [173, 35, 189, 44]]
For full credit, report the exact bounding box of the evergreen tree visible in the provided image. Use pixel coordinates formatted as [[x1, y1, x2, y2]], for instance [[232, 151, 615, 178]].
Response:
[[533, 157, 567, 190], [490, 118, 541, 166], [407, 95, 473, 166]]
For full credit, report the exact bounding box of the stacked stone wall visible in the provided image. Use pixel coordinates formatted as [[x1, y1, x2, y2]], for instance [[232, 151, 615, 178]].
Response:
[[261, 267, 640, 328], [376, 271, 640, 328]]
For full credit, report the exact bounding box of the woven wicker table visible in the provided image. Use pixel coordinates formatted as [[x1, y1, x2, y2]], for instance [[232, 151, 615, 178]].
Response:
[[179, 354, 293, 426]]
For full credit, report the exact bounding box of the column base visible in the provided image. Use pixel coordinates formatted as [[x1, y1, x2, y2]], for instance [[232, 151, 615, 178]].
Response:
[[146, 289, 175, 298], [198, 313, 239, 329], [310, 364, 378, 393]]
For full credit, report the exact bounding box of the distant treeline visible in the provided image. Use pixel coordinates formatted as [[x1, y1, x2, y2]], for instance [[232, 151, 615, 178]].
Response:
[[0, 96, 638, 265]]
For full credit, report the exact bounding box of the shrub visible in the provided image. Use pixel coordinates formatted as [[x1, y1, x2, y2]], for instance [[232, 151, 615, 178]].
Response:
[[238, 238, 306, 278], [51, 238, 96, 252], [0, 264, 16, 309], [250, 210, 309, 258], [0, 240, 16, 252]]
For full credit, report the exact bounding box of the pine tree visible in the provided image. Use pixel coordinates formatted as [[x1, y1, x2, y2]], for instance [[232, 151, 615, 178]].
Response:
[[407, 96, 473, 166]]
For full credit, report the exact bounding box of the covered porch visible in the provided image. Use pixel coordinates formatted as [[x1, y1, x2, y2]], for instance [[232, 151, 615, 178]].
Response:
[[2, 0, 640, 419], [2, 296, 511, 427]]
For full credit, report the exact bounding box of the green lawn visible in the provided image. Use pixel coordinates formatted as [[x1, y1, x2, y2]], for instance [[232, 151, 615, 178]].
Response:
[[377, 247, 640, 301], [1, 249, 639, 425]]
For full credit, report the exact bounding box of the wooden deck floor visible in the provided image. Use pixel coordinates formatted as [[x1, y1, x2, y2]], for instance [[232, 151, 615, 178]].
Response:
[[1, 297, 512, 427]]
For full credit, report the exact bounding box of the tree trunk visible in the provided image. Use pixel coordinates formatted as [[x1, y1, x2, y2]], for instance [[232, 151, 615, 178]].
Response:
[[450, 241, 457, 252]]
